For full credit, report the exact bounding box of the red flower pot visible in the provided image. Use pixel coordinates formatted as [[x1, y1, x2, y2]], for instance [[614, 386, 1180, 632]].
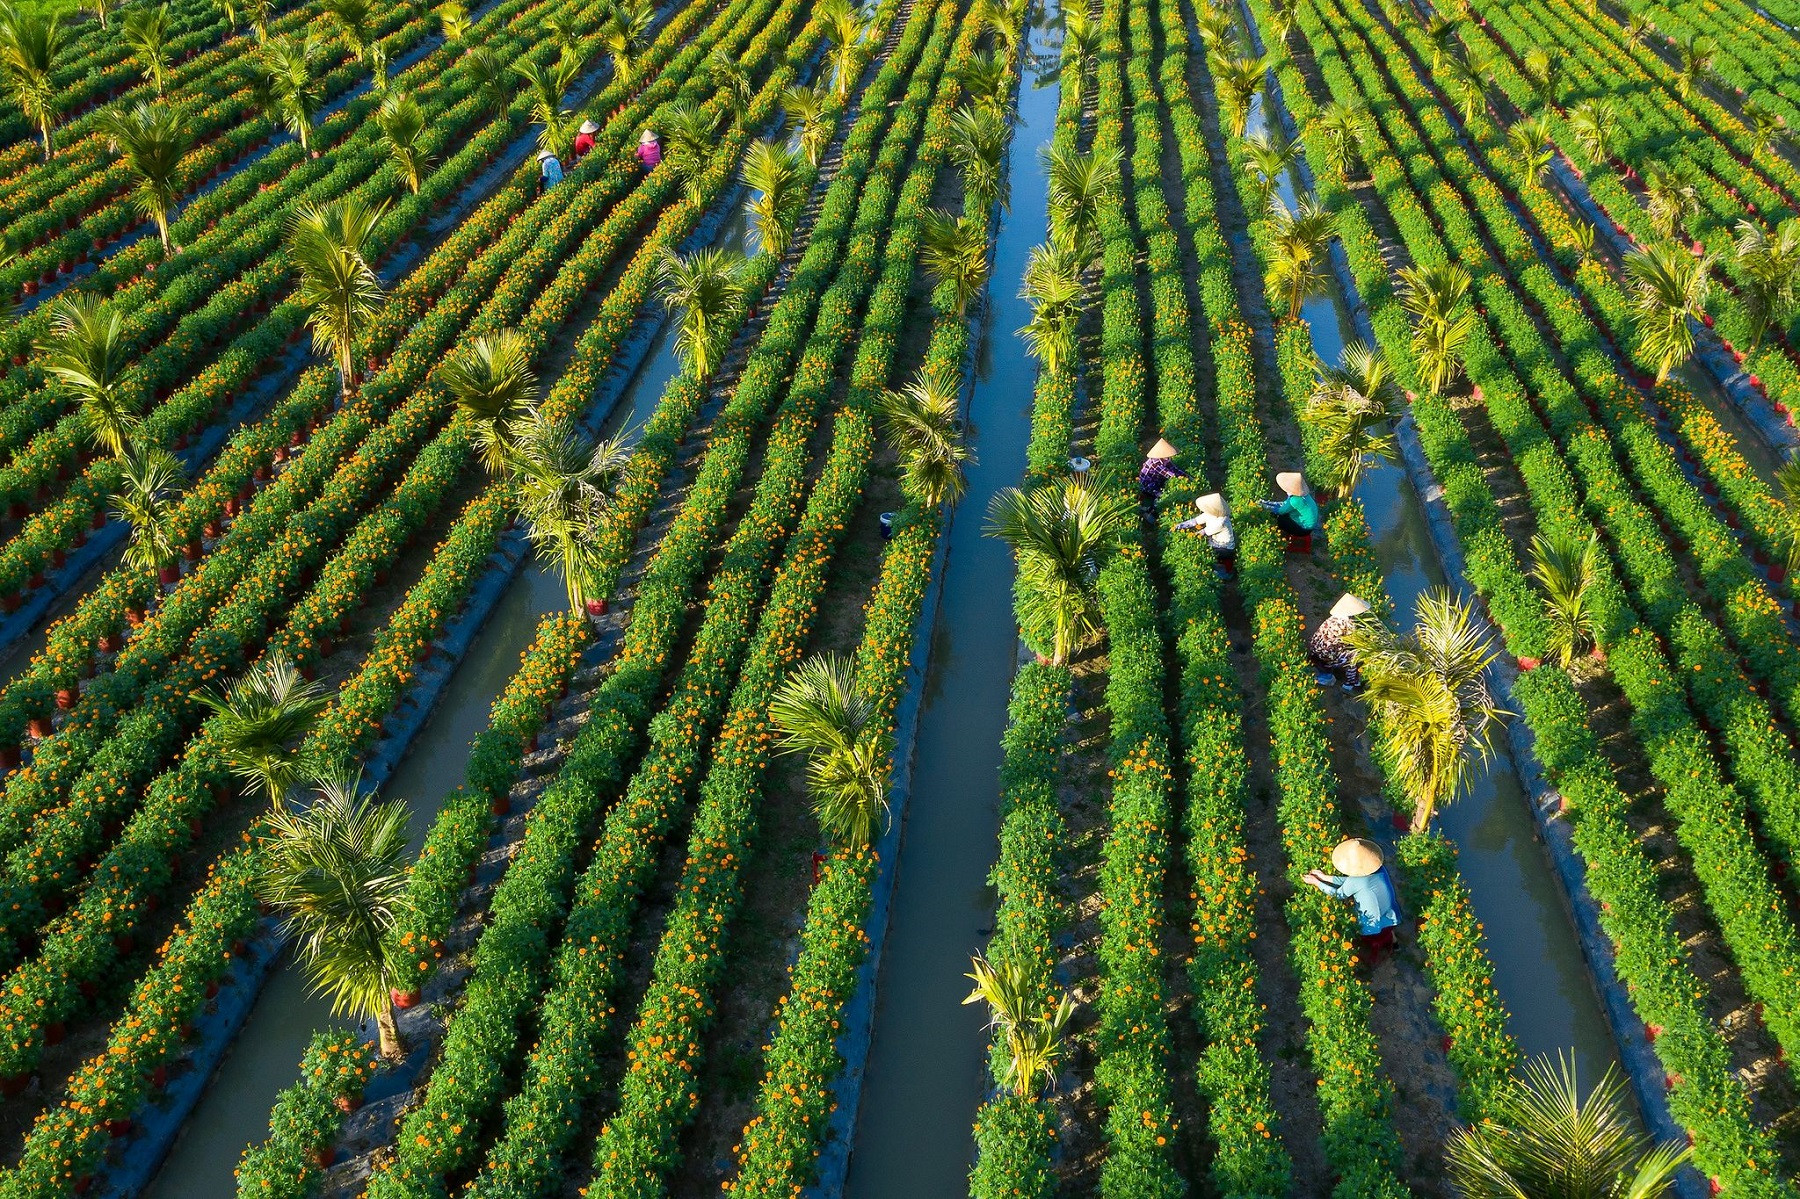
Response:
[[54, 688, 77, 710], [27, 717, 51, 739], [314, 1145, 336, 1168], [334, 1093, 362, 1113], [90, 508, 106, 531], [159, 565, 181, 586], [0, 1073, 27, 1097], [390, 987, 422, 1009]]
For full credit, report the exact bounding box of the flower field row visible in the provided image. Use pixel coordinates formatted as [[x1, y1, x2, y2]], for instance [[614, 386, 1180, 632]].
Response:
[[1250, 0, 1800, 1179]]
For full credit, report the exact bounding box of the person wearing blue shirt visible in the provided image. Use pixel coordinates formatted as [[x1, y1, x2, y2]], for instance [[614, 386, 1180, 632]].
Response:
[[1259, 470, 1320, 536], [535, 148, 564, 195], [1304, 837, 1400, 964]]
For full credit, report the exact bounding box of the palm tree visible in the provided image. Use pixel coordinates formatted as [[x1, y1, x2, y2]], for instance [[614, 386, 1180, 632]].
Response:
[[875, 362, 972, 507], [1210, 49, 1264, 139], [287, 196, 390, 399], [658, 247, 746, 377], [1241, 129, 1297, 216], [822, 0, 872, 101], [1625, 241, 1710, 384], [1194, 2, 1236, 49], [1742, 100, 1788, 161], [1018, 240, 1087, 374], [508, 411, 632, 614], [122, 4, 172, 96], [1733, 217, 1800, 351], [769, 654, 892, 847], [600, 0, 655, 86], [973, 0, 1022, 51], [1673, 32, 1715, 99], [1264, 1, 1294, 49], [782, 82, 830, 166], [322, 0, 375, 63], [1778, 453, 1800, 578], [0, 2, 65, 160], [463, 46, 513, 122], [742, 137, 804, 258], [98, 102, 194, 254], [376, 91, 432, 194], [958, 50, 1007, 114], [661, 99, 724, 203], [193, 650, 329, 807], [256, 773, 413, 1059], [963, 953, 1077, 1097], [1397, 261, 1475, 396], [1306, 340, 1399, 495], [951, 103, 1010, 212], [436, 0, 469, 40], [262, 33, 325, 151], [1311, 99, 1370, 179], [1344, 588, 1508, 830], [1506, 112, 1553, 186], [1266, 194, 1335, 318], [1623, 11, 1654, 45], [1530, 529, 1599, 667], [1059, 4, 1093, 109], [109, 439, 186, 582], [1447, 1056, 1689, 1198], [39, 293, 140, 458], [1441, 50, 1490, 127], [544, 13, 577, 57], [985, 479, 1135, 665], [512, 51, 581, 153], [920, 208, 990, 317], [248, 0, 275, 40], [443, 328, 536, 474], [1043, 142, 1119, 262], [217, 0, 241, 33], [82, 0, 116, 28], [708, 44, 752, 118], [1566, 98, 1619, 167], [1642, 164, 1698, 240], [1423, 12, 1460, 71], [1520, 45, 1560, 110]]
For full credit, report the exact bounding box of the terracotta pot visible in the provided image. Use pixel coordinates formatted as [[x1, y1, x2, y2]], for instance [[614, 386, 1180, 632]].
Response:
[[126, 607, 146, 627], [490, 794, 511, 817], [585, 598, 608, 616], [105, 1117, 132, 1138], [159, 565, 181, 586], [182, 540, 202, 562], [205, 979, 220, 999], [55, 688, 77, 711], [314, 1146, 336, 1168], [98, 633, 120, 654], [27, 717, 51, 739], [334, 1092, 363, 1113], [1, 593, 19, 614], [390, 987, 422, 1009], [150, 1064, 168, 1090]]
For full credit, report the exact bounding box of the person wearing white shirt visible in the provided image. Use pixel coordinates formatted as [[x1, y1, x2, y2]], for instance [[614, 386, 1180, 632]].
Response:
[[1174, 492, 1236, 567]]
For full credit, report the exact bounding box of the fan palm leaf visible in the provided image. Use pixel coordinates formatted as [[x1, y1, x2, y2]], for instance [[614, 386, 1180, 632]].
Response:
[[1734, 217, 1800, 351], [376, 90, 432, 193], [1624, 241, 1710, 384], [1306, 339, 1398, 493], [193, 650, 329, 807], [39, 293, 140, 458], [770, 654, 892, 847], [951, 103, 1010, 211], [742, 137, 804, 258], [0, 3, 64, 159], [1043, 141, 1119, 261], [97, 101, 192, 252], [782, 82, 830, 165], [658, 246, 747, 377], [985, 480, 1134, 664], [287, 196, 389, 398], [1018, 240, 1088, 374], [109, 439, 186, 576], [876, 362, 973, 507], [443, 328, 537, 474], [1397, 261, 1475, 396], [1530, 530, 1600, 667], [509, 412, 632, 612]]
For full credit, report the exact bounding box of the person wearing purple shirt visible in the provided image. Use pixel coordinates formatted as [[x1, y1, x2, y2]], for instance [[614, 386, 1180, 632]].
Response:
[[637, 128, 663, 169], [1138, 437, 1188, 501]]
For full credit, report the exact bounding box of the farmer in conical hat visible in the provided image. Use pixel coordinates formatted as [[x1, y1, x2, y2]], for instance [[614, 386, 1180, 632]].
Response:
[[637, 127, 663, 170], [1174, 492, 1235, 565], [1303, 837, 1400, 964], [1138, 437, 1189, 502], [572, 118, 599, 164], [535, 147, 564, 195], [1258, 469, 1320, 537], [1308, 593, 1371, 692]]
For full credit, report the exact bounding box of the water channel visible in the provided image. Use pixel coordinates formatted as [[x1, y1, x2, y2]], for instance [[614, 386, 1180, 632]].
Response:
[[840, 7, 1060, 1196], [141, 209, 749, 1199]]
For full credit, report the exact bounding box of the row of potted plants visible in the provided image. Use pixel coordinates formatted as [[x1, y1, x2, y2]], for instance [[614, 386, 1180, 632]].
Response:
[[232, 1030, 383, 1199], [1256, 0, 1798, 1181]]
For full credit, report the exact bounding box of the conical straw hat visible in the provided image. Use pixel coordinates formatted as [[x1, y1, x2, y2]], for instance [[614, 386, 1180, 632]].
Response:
[[1330, 593, 1371, 620], [1331, 838, 1384, 877], [1276, 470, 1307, 496], [1147, 438, 1178, 460], [579, 119, 599, 134], [535, 148, 554, 162], [640, 128, 659, 143], [1196, 493, 1228, 519]]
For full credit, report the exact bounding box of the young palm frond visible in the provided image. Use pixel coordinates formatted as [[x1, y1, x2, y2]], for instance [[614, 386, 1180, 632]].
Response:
[[1521, 44, 1560, 109], [1742, 100, 1788, 161], [822, 0, 872, 99], [1506, 112, 1553, 185], [1397, 261, 1475, 397], [109, 439, 186, 577], [464, 45, 514, 121], [1240, 129, 1298, 216], [1059, 8, 1093, 108], [951, 103, 1010, 212], [1674, 32, 1715, 99], [963, 953, 1078, 1098], [1623, 11, 1654, 43], [1209, 49, 1264, 139], [1642, 163, 1699, 241], [707, 44, 753, 117], [770, 653, 892, 847], [1310, 98, 1369, 179], [262, 33, 325, 150], [83, 0, 116, 27], [875, 362, 973, 507], [958, 49, 1007, 113], [321, 0, 375, 61], [985, 479, 1135, 664], [287, 196, 389, 398], [660, 98, 724, 202], [122, 3, 172, 95], [600, 0, 655, 84], [920, 208, 990, 317], [1530, 529, 1600, 668], [1624, 241, 1710, 384], [1777, 454, 1800, 577], [97, 101, 193, 252], [436, 0, 470, 40], [1423, 11, 1460, 70], [1344, 588, 1509, 830], [257, 773, 412, 1058], [193, 650, 329, 807], [512, 51, 582, 153], [1018, 240, 1088, 375], [658, 246, 747, 377], [742, 137, 805, 258], [0, 2, 65, 159], [1566, 98, 1619, 167], [1306, 339, 1399, 495], [1267, 194, 1335, 318], [544, 12, 578, 56], [973, 0, 1022, 50], [1447, 1055, 1689, 1199], [1194, 1, 1237, 49], [1043, 141, 1120, 262], [1441, 50, 1491, 126], [248, 0, 275, 39], [1734, 217, 1800, 351], [509, 411, 633, 613], [39, 292, 140, 458], [376, 91, 432, 194], [443, 328, 537, 475], [782, 81, 830, 165]]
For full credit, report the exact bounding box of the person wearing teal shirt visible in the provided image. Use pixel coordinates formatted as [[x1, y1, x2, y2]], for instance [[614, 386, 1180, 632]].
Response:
[[1260, 470, 1319, 536], [1304, 837, 1400, 965]]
